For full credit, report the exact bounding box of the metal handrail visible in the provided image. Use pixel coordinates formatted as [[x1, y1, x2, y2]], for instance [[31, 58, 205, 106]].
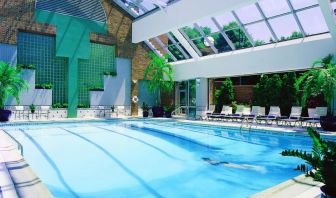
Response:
[[171, 106, 187, 116], [1, 130, 23, 156]]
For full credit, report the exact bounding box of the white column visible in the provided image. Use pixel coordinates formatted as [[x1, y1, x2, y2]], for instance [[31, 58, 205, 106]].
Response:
[[196, 78, 208, 118]]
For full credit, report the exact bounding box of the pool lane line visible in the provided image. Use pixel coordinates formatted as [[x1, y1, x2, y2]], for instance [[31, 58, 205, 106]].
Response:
[[18, 129, 80, 198], [59, 127, 165, 198], [127, 124, 222, 150], [145, 122, 284, 148], [94, 126, 182, 161]]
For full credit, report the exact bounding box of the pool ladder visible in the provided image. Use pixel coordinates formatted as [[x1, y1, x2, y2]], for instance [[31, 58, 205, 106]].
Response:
[[2, 130, 23, 156]]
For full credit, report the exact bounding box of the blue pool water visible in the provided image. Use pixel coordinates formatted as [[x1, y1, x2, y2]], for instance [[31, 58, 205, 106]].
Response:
[[3, 120, 317, 198]]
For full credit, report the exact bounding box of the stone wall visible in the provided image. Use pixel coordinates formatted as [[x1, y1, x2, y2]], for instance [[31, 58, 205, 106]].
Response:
[[0, 0, 151, 116]]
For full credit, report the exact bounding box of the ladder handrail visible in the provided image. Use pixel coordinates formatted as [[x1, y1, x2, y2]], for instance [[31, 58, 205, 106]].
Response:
[[1, 130, 23, 156]]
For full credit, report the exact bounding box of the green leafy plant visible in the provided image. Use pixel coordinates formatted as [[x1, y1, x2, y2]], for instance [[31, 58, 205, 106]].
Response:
[[164, 104, 175, 113], [52, 103, 68, 109], [29, 104, 36, 113], [296, 54, 336, 114], [280, 73, 299, 116], [17, 64, 36, 70], [89, 84, 104, 91], [215, 78, 235, 112], [143, 52, 174, 105], [253, 74, 269, 107], [141, 102, 150, 112], [78, 103, 89, 108], [266, 74, 282, 106], [0, 62, 29, 109], [103, 71, 117, 76], [35, 83, 53, 89], [281, 128, 336, 195]]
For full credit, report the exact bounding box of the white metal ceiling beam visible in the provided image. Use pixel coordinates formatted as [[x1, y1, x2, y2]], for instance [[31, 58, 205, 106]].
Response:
[[171, 29, 200, 59], [132, 0, 258, 43], [318, 0, 336, 44]]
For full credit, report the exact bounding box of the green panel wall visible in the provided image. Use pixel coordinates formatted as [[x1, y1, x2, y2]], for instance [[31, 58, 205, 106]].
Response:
[[17, 32, 116, 108], [17, 32, 68, 104], [34, 9, 107, 117], [78, 43, 116, 105]]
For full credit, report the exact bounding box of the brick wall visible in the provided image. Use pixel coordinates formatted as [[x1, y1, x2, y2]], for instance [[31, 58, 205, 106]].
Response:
[[233, 85, 254, 104], [0, 0, 151, 116]]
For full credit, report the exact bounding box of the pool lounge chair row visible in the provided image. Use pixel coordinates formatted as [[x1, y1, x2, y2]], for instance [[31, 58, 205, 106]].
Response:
[[205, 105, 328, 127]]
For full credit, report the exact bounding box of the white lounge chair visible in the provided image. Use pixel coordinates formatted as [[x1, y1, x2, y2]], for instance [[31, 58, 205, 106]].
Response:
[[242, 106, 266, 122], [257, 106, 281, 125], [303, 107, 328, 127], [208, 105, 232, 121], [223, 105, 249, 121], [278, 106, 302, 127]]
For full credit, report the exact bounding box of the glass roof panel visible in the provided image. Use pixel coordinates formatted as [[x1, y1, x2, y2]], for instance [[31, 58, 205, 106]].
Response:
[[296, 7, 329, 36], [168, 44, 186, 60], [112, 0, 175, 18], [290, 0, 318, 10], [235, 4, 263, 24], [181, 25, 203, 40], [211, 32, 232, 53], [258, 0, 291, 18], [191, 38, 216, 56], [214, 12, 237, 31], [225, 28, 253, 49], [197, 18, 220, 35], [269, 14, 303, 41], [245, 21, 275, 45]]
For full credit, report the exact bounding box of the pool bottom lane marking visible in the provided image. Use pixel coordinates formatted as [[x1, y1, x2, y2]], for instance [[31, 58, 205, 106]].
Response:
[[59, 127, 165, 198], [18, 129, 80, 198]]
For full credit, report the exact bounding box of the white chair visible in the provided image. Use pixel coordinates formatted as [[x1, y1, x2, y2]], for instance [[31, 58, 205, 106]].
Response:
[[14, 106, 26, 120], [39, 106, 50, 119]]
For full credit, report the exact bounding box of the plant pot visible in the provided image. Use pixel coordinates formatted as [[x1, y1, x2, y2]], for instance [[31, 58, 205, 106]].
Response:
[[0, 109, 12, 122], [31, 110, 35, 114], [321, 185, 336, 198], [152, 106, 164, 118], [320, 116, 336, 131], [165, 111, 172, 118], [143, 111, 149, 118]]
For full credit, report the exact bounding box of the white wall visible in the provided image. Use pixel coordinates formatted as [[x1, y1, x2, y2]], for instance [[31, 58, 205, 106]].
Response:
[[173, 34, 336, 81], [5, 69, 52, 106], [90, 58, 131, 106], [132, 0, 257, 42]]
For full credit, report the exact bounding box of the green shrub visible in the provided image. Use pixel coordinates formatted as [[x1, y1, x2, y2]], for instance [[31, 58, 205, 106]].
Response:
[[215, 78, 235, 112], [89, 84, 104, 91], [253, 75, 269, 107], [266, 74, 282, 106], [280, 72, 299, 116]]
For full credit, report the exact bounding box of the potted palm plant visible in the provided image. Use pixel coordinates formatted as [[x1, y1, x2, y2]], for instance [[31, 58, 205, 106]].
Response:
[[141, 102, 150, 118], [282, 128, 336, 198], [0, 62, 28, 122], [144, 52, 174, 117], [296, 54, 336, 131], [164, 104, 175, 118]]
